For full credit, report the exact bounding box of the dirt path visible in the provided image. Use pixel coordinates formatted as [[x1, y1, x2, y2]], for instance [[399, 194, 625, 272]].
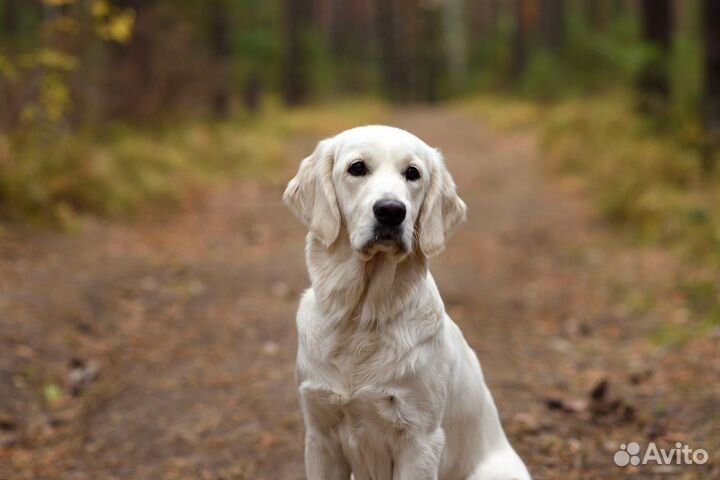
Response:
[[1, 108, 718, 480]]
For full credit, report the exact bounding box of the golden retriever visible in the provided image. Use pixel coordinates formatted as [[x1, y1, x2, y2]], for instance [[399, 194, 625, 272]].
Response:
[[283, 125, 530, 480]]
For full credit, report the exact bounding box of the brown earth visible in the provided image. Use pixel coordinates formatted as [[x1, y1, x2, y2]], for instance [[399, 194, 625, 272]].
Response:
[[1, 108, 718, 480]]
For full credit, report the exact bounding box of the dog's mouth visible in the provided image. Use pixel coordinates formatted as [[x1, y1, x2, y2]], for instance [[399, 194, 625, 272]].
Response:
[[359, 226, 408, 257]]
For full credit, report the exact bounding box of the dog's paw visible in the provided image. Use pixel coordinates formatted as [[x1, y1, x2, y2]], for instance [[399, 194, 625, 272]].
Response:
[[469, 450, 531, 480]]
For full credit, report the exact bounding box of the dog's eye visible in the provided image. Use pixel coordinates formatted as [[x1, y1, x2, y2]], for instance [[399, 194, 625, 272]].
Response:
[[348, 161, 368, 177], [404, 166, 421, 181]]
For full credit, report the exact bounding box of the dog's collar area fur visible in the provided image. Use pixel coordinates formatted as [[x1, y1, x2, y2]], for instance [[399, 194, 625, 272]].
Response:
[[306, 232, 434, 331]]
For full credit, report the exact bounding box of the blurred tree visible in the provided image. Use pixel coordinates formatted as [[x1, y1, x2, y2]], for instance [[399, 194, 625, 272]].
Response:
[[325, 0, 373, 93], [613, 0, 627, 16], [468, 0, 499, 39], [232, 0, 280, 113], [581, 0, 629, 34], [1, 0, 711, 125], [242, 72, 263, 113], [419, 0, 446, 103], [377, 0, 407, 102], [539, 0, 564, 51], [283, 0, 312, 105], [703, 0, 720, 142], [0, 0, 37, 130], [1, 0, 20, 34], [510, 0, 527, 80], [442, 0, 467, 92], [510, 0, 539, 81], [0, 0, 135, 131], [209, 0, 230, 118], [637, 0, 673, 113], [582, 0, 605, 31], [107, 0, 154, 118]]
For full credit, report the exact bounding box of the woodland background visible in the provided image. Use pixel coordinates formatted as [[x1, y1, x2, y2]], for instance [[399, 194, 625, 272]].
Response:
[[1, 1, 719, 479], [0, 0, 719, 261]]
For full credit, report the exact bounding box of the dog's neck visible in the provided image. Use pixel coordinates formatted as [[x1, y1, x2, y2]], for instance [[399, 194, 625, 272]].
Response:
[[306, 231, 431, 329]]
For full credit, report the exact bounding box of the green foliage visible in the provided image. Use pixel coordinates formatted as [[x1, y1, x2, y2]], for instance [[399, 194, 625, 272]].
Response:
[[463, 91, 720, 266], [542, 93, 720, 263], [519, 12, 653, 99], [518, 49, 572, 99], [0, 100, 387, 227], [680, 280, 720, 314], [464, 91, 719, 344], [0, 0, 135, 130], [230, 0, 282, 88], [651, 279, 720, 347], [302, 28, 337, 98], [464, 12, 516, 91], [670, 28, 703, 123], [509, 4, 706, 131]]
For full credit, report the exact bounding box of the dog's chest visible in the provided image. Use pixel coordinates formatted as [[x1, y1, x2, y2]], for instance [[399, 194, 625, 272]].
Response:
[[301, 381, 412, 429], [328, 331, 396, 385], [300, 335, 435, 435]]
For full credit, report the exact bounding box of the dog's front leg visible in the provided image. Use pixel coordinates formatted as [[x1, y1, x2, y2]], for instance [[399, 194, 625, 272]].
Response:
[[299, 381, 351, 479], [305, 428, 351, 480], [393, 429, 445, 480]]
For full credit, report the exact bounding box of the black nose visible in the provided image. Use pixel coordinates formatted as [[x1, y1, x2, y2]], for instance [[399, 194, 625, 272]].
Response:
[[373, 199, 406, 227]]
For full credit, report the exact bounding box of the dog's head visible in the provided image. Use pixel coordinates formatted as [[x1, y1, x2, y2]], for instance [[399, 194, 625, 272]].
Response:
[[283, 125, 466, 260]]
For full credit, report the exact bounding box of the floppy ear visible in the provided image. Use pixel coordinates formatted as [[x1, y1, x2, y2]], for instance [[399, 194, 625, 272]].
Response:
[[282, 138, 341, 247], [417, 149, 467, 257]]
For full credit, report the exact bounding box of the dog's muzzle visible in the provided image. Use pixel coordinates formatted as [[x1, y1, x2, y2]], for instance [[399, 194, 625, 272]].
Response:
[[362, 199, 409, 253]]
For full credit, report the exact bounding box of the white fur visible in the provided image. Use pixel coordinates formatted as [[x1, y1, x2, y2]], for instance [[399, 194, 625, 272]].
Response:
[[283, 126, 530, 480]]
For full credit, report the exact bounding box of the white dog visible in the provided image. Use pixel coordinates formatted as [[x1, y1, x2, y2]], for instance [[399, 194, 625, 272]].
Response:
[[283, 126, 530, 480]]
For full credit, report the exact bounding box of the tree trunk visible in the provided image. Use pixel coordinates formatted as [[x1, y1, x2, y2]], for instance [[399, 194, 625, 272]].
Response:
[[703, 0, 720, 141], [376, 0, 405, 102], [468, 0, 498, 39], [442, 0, 466, 91], [637, 0, 672, 113], [108, 0, 155, 119], [209, 0, 231, 118], [510, 0, 528, 81], [419, 1, 444, 103], [487, 0, 500, 37], [0, 0, 23, 130], [2, 0, 20, 34], [583, 0, 626, 32], [283, 0, 311, 106], [583, 0, 605, 31], [540, 0, 565, 51], [242, 73, 263, 113]]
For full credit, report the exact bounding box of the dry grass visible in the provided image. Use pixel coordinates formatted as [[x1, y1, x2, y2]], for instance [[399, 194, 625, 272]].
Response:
[[462, 92, 720, 267], [461, 92, 720, 344], [0, 98, 388, 228]]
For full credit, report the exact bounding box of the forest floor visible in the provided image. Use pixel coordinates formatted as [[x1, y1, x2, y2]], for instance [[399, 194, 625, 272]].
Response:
[[1, 108, 719, 480]]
